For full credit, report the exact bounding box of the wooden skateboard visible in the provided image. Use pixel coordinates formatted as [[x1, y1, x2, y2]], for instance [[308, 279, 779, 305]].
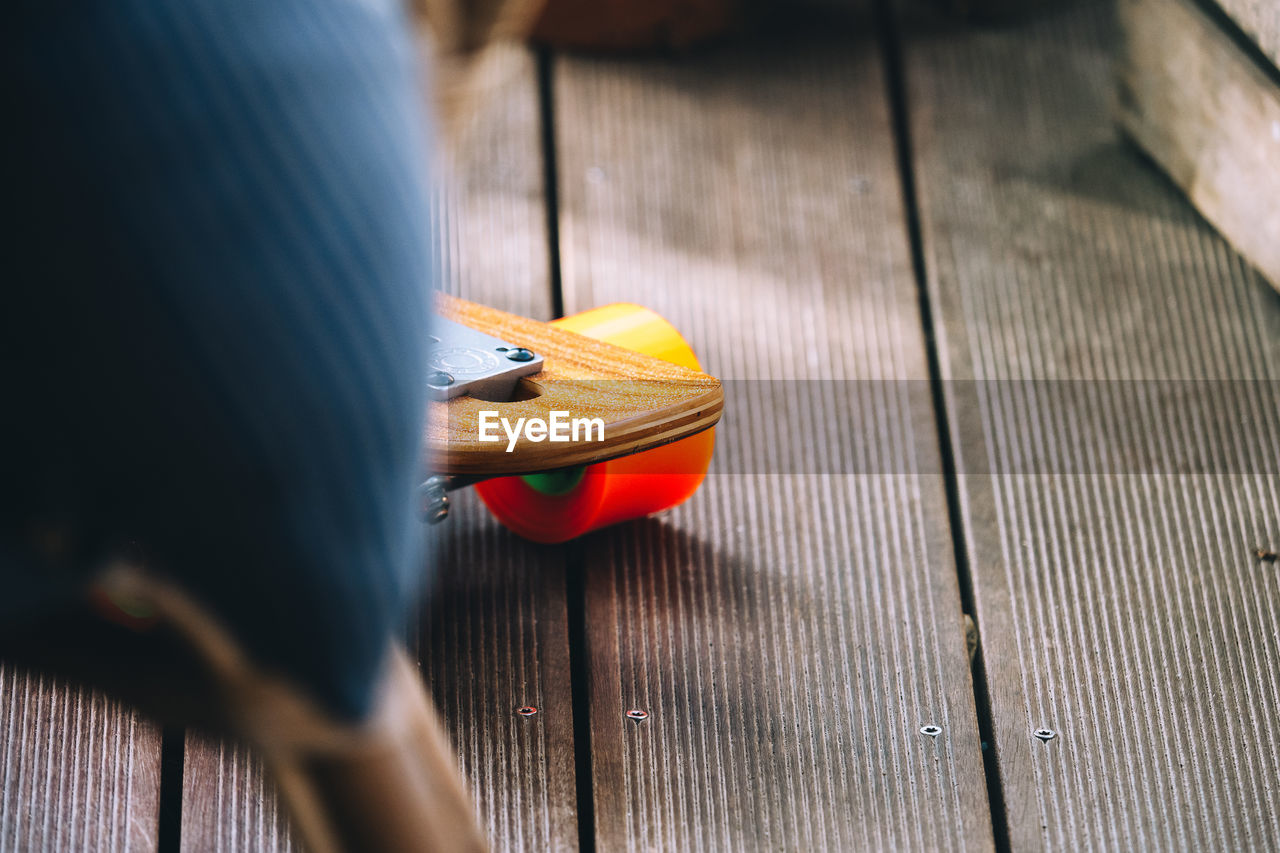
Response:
[[424, 294, 723, 542]]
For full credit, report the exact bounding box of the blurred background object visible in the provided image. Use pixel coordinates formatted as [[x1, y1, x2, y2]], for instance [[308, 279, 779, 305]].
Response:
[[1117, 0, 1280, 291], [531, 0, 741, 51], [414, 0, 547, 135]]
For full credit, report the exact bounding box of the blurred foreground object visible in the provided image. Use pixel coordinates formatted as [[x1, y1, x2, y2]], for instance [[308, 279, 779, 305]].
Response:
[[101, 566, 485, 853], [7, 0, 488, 848], [531, 0, 739, 50], [1118, 0, 1280, 290], [937, 0, 1062, 22]]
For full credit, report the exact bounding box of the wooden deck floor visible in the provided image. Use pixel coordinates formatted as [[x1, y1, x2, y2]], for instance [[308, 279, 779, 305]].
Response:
[[3, 1, 1278, 850]]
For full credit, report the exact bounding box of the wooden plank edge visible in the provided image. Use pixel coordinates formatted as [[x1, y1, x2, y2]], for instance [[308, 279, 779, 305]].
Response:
[[1117, 0, 1280, 290]]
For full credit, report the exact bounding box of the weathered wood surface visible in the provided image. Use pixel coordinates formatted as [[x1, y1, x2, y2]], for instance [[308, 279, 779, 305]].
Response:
[[1212, 0, 1280, 67], [179, 46, 580, 852], [180, 735, 292, 852], [905, 0, 1280, 848], [419, 496, 578, 853], [554, 24, 994, 851], [1118, 0, 1280, 290], [0, 664, 161, 851]]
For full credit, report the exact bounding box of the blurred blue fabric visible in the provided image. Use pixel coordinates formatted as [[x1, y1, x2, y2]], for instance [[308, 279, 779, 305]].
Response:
[[4, 0, 437, 720]]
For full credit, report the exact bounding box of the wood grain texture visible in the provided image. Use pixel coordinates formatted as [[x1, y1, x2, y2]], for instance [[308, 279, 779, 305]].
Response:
[[432, 295, 722, 475], [181, 735, 294, 852], [905, 0, 1280, 848], [1118, 0, 1280, 290], [0, 664, 161, 851], [418, 494, 578, 853], [1212, 0, 1280, 67], [423, 46, 578, 851], [179, 45, 579, 852], [555, 24, 994, 851]]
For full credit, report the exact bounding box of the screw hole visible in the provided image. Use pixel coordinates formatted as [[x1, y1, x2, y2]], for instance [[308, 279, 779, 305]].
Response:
[[626, 709, 648, 721], [517, 706, 538, 717], [1034, 728, 1056, 741], [920, 725, 942, 737]]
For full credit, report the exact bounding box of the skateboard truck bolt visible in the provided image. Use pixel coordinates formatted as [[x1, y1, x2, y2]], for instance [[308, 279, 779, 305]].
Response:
[[504, 347, 535, 362], [427, 318, 543, 400], [419, 476, 451, 524]]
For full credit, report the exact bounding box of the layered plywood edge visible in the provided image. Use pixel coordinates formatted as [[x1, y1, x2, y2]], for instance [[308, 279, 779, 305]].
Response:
[[430, 294, 723, 475]]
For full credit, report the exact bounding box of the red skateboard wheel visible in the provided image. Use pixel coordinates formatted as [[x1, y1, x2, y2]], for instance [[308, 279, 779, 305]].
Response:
[[474, 304, 715, 543]]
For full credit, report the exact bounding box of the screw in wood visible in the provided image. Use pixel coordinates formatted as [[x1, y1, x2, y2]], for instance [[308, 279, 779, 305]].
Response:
[[920, 725, 942, 737], [517, 706, 538, 717], [1034, 728, 1056, 741], [626, 709, 649, 721]]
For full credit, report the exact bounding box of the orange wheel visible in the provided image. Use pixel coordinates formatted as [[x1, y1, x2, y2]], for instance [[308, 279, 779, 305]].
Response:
[[474, 304, 715, 543]]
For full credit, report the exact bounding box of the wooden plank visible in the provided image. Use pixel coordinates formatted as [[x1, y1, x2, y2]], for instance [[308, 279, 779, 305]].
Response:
[[904, 0, 1280, 848], [1118, 0, 1280, 290], [554, 25, 994, 851], [180, 736, 293, 852], [0, 664, 162, 851], [1212, 0, 1280, 68], [419, 493, 578, 853], [179, 45, 580, 852]]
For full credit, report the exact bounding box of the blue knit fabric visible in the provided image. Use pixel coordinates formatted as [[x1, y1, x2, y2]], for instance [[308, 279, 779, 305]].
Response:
[[5, 0, 436, 720]]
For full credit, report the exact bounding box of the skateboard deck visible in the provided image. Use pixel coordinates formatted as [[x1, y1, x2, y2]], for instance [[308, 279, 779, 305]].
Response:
[[427, 294, 723, 477]]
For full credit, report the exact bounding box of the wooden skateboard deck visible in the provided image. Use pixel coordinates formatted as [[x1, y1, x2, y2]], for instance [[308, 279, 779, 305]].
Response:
[[426, 294, 723, 476]]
